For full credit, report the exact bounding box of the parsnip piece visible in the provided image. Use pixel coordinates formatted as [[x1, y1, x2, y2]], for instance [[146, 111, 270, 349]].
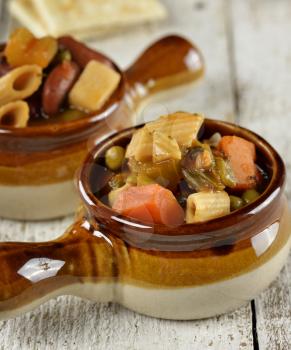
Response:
[[146, 112, 204, 148], [125, 128, 153, 162], [0, 65, 42, 106], [108, 184, 132, 207], [69, 60, 121, 111], [186, 191, 230, 223], [152, 131, 181, 163], [0, 100, 29, 127]]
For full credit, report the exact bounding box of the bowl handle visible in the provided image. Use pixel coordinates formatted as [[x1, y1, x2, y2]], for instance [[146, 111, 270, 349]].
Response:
[[0, 217, 115, 320], [124, 35, 204, 100]]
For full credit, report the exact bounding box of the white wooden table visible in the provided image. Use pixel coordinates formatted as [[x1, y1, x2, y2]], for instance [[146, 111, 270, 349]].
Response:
[[0, 1, 290, 349]]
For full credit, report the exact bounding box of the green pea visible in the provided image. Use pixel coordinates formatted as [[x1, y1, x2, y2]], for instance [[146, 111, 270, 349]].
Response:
[[242, 189, 260, 204], [57, 49, 72, 62], [105, 146, 125, 171], [229, 195, 245, 211]]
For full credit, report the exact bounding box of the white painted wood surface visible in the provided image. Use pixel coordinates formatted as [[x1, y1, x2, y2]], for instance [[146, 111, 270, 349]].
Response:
[[231, 1, 291, 349], [0, 0, 290, 349]]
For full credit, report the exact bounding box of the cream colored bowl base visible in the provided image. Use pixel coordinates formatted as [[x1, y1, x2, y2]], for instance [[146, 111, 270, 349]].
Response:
[[1, 236, 290, 321], [0, 180, 78, 220]]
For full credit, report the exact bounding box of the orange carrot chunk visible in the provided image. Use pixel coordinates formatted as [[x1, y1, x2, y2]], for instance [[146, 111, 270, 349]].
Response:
[[112, 184, 185, 226], [218, 135, 257, 190]]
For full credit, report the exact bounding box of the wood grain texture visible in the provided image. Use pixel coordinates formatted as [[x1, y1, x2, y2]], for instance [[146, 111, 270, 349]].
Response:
[[231, 1, 291, 349], [1, 0, 290, 349], [91, 0, 235, 123]]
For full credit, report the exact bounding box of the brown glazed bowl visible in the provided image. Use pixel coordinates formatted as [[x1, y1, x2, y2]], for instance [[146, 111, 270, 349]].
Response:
[[0, 35, 204, 220], [0, 118, 290, 321]]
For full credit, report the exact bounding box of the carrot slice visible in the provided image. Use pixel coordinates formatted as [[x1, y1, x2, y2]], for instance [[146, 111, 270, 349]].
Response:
[[218, 135, 257, 190], [112, 184, 185, 226]]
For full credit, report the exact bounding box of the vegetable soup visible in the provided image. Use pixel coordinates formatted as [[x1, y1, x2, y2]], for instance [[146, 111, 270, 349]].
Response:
[[94, 112, 269, 225]]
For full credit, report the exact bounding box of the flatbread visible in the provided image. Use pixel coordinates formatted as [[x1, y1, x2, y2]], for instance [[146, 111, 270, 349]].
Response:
[[9, 0, 167, 38], [9, 0, 47, 37]]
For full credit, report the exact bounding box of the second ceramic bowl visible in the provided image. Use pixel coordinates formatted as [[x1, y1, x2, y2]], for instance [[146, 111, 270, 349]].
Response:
[[0, 35, 204, 220]]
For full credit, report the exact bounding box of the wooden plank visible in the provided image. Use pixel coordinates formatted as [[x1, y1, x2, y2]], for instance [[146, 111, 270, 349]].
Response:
[[0, 300, 253, 350], [89, 0, 236, 123], [0, 1, 254, 349], [231, 1, 291, 349]]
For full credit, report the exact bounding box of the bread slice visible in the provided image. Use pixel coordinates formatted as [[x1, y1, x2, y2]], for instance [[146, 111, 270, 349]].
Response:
[[9, 0, 116, 38], [9, 0, 47, 37], [9, 0, 167, 38]]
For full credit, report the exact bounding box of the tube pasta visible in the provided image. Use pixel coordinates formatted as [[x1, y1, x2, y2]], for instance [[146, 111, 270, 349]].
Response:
[[146, 112, 204, 148], [0, 100, 30, 127], [69, 60, 121, 112], [186, 191, 230, 223], [0, 65, 42, 106]]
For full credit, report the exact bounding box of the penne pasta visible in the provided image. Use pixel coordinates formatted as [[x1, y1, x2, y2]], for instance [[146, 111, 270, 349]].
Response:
[[186, 191, 230, 223], [145, 112, 204, 148], [0, 65, 42, 106], [0, 100, 30, 127]]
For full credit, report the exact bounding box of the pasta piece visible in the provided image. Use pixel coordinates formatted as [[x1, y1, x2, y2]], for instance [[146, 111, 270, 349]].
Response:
[[145, 112, 204, 148], [0, 100, 29, 127], [152, 131, 181, 163], [186, 191, 230, 223], [0, 65, 42, 106], [69, 60, 121, 111], [125, 128, 153, 162]]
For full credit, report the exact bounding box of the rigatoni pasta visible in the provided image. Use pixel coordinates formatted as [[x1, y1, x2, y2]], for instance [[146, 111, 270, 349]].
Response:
[[145, 112, 204, 148], [0, 65, 42, 106], [186, 191, 230, 223], [0, 100, 30, 127]]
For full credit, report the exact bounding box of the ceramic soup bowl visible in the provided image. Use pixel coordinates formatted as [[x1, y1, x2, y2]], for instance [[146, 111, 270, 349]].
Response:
[[0, 118, 289, 321], [0, 35, 204, 220]]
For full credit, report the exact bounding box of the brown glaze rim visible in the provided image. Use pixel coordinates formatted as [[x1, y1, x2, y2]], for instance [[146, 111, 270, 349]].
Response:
[[0, 44, 126, 153], [0, 34, 203, 141], [78, 118, 286, 250], [0, 53, 125, 137]]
